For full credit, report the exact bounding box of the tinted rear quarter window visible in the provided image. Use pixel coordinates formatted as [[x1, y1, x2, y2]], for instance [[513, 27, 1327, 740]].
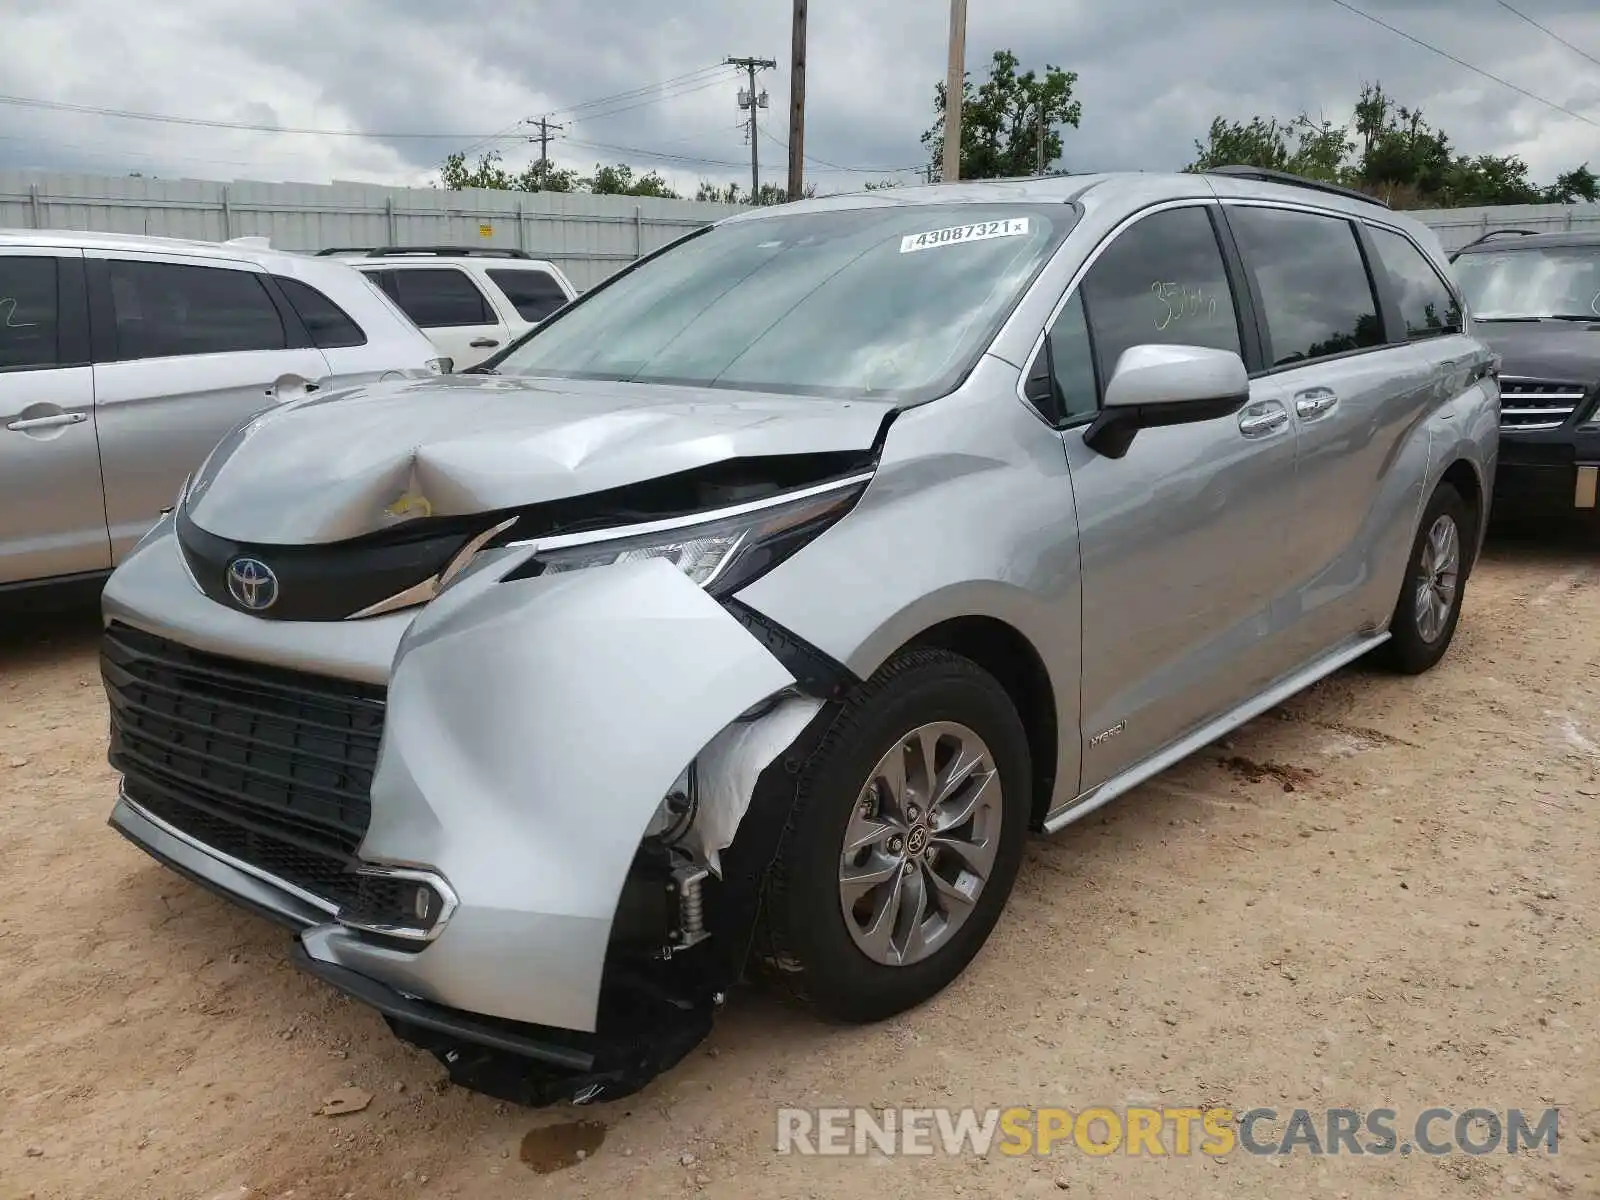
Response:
[[1228, 206, 1384, 366], [487, 268, 568, 322], [0, 256, 60, 371], [275, 276, 367, 348], [1370, 227, 1462, 339], [1079, 205, 1243, 374], [106, 260, 286, 360], [382, 268, 493, 327]]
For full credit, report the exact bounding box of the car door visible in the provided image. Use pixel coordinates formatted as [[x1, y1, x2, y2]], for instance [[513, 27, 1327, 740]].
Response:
[[88, 252, 330, 561], [365, 266, 505, 369], [1223, 204, 1463, 657], [1035, 202, 1302, 790], [0, 247, 109, 585]]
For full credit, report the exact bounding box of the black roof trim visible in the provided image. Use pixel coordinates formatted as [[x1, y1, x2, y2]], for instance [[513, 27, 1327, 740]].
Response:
[[315, 246, 534, 259], [1202, 165, 1391, 209]]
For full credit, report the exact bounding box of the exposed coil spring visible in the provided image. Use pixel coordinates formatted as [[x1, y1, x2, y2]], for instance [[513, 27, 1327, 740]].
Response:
[[680, 872, 706, 937]]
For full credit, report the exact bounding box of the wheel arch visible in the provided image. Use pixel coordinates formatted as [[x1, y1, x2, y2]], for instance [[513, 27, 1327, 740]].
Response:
[[894, 615, 1062, 830], [1438, 456, 1486, 574]]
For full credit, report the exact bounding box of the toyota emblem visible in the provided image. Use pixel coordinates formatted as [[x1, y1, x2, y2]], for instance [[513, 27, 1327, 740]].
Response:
[[226, 557, 279, 612]]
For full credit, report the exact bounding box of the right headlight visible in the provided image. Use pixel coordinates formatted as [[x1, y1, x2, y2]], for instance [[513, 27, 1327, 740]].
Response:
[[503, 474, 870, 598]]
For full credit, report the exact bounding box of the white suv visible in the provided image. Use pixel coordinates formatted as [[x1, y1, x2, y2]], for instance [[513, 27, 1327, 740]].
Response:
[[0, 230, 446, 589], [319, 247, 579, 370]]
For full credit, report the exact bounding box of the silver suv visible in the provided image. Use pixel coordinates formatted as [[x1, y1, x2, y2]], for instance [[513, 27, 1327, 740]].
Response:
[[99, 169, 1498, 1107], [0, 231, 446, 591]]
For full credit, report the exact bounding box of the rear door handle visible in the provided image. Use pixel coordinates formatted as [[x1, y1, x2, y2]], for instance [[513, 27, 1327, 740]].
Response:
[[6, 411, 87, 432], [1238, 400, 1289, 438], [469, 337, 500, 349], [1294, 387, 1338, 419]]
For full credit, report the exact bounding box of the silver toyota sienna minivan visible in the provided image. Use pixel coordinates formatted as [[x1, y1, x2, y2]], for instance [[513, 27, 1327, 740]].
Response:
[[99, 168, 1499, 1106]]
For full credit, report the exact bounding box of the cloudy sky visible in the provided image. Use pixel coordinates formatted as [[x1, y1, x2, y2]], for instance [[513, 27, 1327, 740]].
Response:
[[2, 0, 1598, 196]]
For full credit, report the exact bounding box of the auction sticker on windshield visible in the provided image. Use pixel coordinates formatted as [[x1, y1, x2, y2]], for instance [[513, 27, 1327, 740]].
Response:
[[900, 218, 1030, 253]]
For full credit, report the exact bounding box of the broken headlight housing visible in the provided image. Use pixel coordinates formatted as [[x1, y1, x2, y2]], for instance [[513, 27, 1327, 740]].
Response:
[[506, 474, 870, 598]]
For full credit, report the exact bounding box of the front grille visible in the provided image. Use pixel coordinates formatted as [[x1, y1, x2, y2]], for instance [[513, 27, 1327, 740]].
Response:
[[1498, 378, 1593, 431], [103, 622, 385, 909]]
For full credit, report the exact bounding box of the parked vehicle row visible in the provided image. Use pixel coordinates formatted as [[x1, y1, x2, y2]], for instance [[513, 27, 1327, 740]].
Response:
[[317, 246, 578, 370], [0, 231, 446, 590], [1449, 228, 1600, 517], [96, 167, 1498, 1108]]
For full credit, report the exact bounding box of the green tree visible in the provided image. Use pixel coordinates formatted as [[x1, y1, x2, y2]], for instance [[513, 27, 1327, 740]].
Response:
[[1186, 81, 1596, 209], [437, 149, 578, 193], [584, 163, 680, 198], [921, 49, 1082, 180], [693, 180, 815, 204]]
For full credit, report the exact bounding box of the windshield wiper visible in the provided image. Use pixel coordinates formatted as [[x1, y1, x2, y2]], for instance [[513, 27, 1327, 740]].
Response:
[[1473, 315, 1542, 322], [1474, 314, 1600, 324], [1539, 314, 1600, 323], [461, 364, 499, 375]]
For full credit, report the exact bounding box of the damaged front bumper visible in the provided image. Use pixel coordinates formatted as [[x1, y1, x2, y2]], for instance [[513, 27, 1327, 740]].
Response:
[[102, 518, 842, 1105]]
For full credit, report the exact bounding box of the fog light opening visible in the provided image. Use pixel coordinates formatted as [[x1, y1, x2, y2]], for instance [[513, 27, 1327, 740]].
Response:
[[334, 865, 459, 944]]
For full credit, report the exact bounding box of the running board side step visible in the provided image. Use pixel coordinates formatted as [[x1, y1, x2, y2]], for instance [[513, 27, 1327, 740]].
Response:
[[1042, 631, 1390, 834]]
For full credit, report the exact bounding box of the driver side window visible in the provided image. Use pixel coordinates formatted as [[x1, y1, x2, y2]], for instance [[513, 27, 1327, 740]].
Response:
[[1081, 205, 1244, 374], [1026, 205, 1246, 427]]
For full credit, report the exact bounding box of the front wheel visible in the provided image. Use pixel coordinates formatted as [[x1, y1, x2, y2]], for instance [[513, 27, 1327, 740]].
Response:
[[1377, 482, 1471, 674], [756, 648, 1031, 1023]]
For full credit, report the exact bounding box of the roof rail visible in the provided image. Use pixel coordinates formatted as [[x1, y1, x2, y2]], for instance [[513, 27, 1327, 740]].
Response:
[[1202, 165, 1391, 209], [1453, 228, 1543, 252], [314, 245, 533, 259]]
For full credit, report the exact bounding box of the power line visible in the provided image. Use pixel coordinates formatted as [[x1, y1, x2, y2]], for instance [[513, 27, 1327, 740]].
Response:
[[0, 92, 505, 139], [1494, 0, 1600, 72], [1325, 0, 1599, 127], [756, 127, 924, 175], [563, 73, 735, 125], [561, 136, 753, 168], [536, 65, 729, 121]]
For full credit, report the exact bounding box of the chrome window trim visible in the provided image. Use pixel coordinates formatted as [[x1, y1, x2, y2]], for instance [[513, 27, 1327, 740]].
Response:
[[503, 470, 877, 553]]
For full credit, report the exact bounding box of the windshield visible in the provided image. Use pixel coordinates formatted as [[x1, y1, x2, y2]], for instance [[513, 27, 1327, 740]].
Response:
[[1453, 247, 1600, 320], [491, 203, 1076, 401]]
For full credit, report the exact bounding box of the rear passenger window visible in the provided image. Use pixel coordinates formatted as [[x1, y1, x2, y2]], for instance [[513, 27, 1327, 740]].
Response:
[[1080, 206, 1242, 374], [106, 260, 286, 360], [486, 269, 569, 322], [0, 257, 60, 371], [274, 276, 367, 348], [384, 268, 493, 327], [1370, 227, 1462, 339], [1228, 207, 1383, 367]]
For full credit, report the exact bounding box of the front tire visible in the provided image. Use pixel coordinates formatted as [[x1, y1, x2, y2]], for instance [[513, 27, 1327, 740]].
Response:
[[756, 648, 1030, 1023], [1378, 482, 1471, 674]]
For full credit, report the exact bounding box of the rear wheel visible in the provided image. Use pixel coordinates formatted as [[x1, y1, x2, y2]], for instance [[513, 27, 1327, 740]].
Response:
[[1377, 482, 1471, 674], [756, 649, 1030, 1023]]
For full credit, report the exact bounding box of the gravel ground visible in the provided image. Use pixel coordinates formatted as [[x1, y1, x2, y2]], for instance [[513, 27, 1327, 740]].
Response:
[[1, 523, 1596, 1200]]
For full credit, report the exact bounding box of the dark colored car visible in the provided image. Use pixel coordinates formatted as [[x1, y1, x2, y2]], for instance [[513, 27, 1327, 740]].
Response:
[[1451, 229, 1600, 517]]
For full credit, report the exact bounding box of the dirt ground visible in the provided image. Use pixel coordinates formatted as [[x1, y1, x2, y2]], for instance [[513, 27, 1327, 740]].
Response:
[[2, 524, 1597, 1200]]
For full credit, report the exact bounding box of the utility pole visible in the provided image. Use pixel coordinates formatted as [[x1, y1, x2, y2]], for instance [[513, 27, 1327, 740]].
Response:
[[528, 117, 564, 168], [787, 0, 808, 201], [728, 55, 777, 202], [942, 0, 967, 182], [1036, 111, 1046, 174]]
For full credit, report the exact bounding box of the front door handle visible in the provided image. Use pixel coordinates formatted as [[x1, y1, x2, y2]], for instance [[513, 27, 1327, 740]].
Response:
[[6, 411, 88, 432], [1238, 400, 1289, 438], [1294, 387, 1338, 419], [469, 337, 500, 349]]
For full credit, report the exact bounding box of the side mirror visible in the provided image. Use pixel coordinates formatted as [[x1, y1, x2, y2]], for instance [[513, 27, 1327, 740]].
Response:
[[1085, 344, 1250, 459]]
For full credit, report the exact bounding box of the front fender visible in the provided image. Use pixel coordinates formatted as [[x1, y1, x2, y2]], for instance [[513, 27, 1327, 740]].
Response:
[[302, 557, 796, 1032]]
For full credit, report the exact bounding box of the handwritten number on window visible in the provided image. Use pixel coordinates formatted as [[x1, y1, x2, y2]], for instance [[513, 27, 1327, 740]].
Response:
[[1150, 281, 1217, 331]]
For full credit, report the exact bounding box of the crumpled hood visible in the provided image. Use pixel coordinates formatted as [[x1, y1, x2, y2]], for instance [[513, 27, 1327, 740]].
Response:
[[183, 373, 896, 544]]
